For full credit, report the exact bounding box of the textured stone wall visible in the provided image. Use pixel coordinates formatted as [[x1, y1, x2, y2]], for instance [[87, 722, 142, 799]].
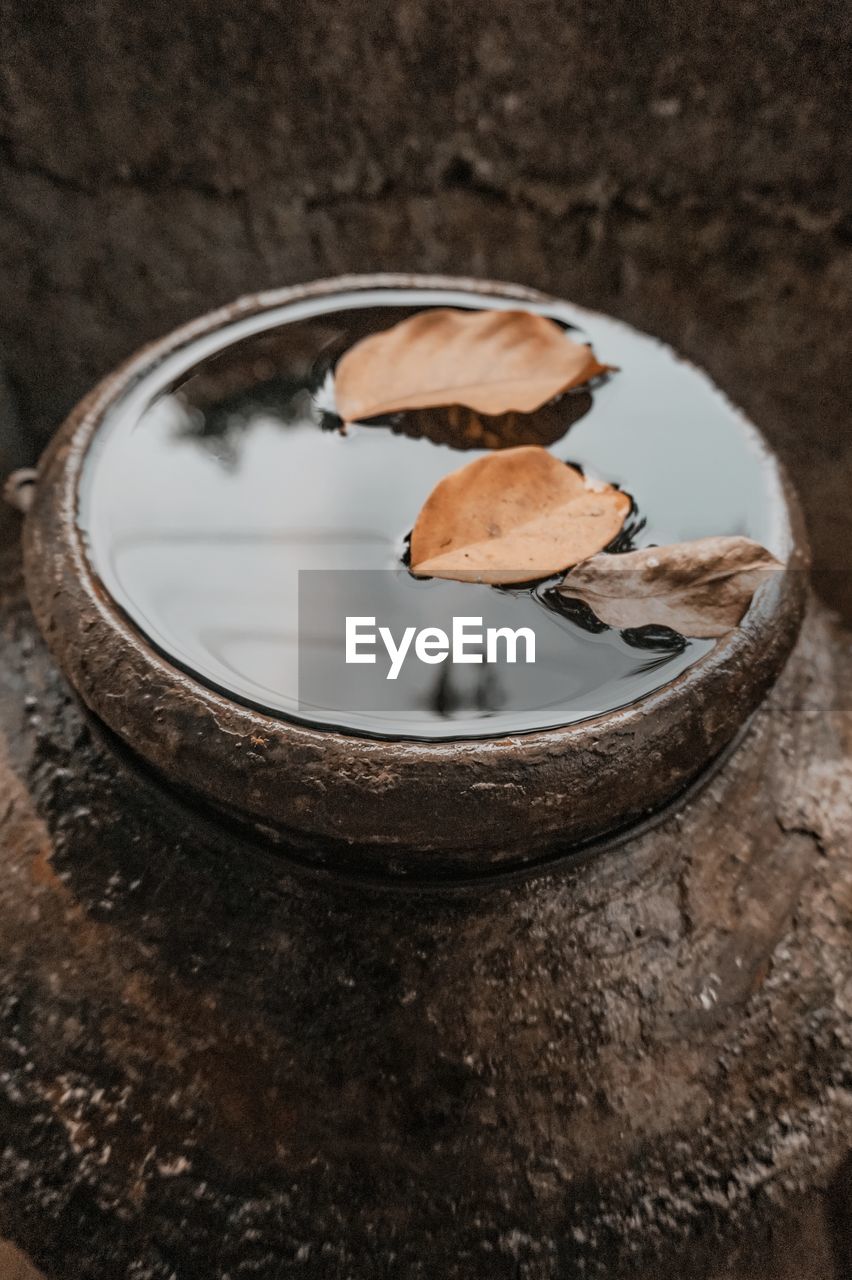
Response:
[[0, 0, 851, 610]]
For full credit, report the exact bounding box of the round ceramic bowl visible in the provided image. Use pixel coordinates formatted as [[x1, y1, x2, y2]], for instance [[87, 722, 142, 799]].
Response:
[[21, 275, 808, 874]]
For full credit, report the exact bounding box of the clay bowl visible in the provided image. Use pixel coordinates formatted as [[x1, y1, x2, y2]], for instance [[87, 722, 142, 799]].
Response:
[[21, 275, 808, 875]]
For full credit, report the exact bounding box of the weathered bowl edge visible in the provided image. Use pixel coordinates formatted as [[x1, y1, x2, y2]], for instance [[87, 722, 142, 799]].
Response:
[[21, 274, 809, 870]]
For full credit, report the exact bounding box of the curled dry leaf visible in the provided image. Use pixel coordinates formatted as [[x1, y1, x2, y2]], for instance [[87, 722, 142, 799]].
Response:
[[334, 308, 609, 423], [410, 445, 630, 585], [557, 536, 783, 638]]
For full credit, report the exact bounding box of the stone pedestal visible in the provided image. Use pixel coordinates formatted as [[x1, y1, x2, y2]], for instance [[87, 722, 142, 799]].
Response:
[[0, 520, 850, 1277]]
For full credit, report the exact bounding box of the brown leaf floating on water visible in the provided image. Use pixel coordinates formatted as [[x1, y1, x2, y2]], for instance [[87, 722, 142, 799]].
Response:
[[410, 445, 631, 585], [557, 536, 783, 638], [334, 308, 610, 423]]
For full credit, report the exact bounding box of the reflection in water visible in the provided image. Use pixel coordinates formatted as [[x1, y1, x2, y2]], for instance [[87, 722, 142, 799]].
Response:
[[172, 383, 317, 470], [426, 664, 506, 718], [78, 288, 787, 740]]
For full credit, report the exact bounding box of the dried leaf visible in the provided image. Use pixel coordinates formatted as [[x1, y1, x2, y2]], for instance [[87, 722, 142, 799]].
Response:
[[557, 536, 783, 638], [410, 446, 630, 585], [334, 308, 609, 423]]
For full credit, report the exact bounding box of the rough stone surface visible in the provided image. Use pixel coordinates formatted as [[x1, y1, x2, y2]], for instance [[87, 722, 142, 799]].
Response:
[[0, 1240, 43, 1280], [0, 366, 22, 480], [1, 520, 852, 1277], [0, 0, 851, 616]]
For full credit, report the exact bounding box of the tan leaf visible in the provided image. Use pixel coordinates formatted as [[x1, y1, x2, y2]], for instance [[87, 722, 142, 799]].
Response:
[[557, 536, 784, 638], [410, 446, 630, 585], [334, 308, 609, 422]]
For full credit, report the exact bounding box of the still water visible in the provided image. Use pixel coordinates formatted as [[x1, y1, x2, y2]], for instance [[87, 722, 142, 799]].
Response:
[[78, 286, 789, 739]]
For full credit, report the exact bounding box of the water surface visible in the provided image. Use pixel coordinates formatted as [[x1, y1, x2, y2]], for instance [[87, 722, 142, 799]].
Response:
[[78, 287, 788, 739]]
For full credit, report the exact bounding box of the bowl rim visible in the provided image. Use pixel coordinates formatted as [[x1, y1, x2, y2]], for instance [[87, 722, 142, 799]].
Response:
[[22, 273, 809, 871]]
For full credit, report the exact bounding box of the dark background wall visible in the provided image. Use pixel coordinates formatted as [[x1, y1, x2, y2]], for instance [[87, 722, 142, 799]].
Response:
[[0, 0, 850, 607]]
